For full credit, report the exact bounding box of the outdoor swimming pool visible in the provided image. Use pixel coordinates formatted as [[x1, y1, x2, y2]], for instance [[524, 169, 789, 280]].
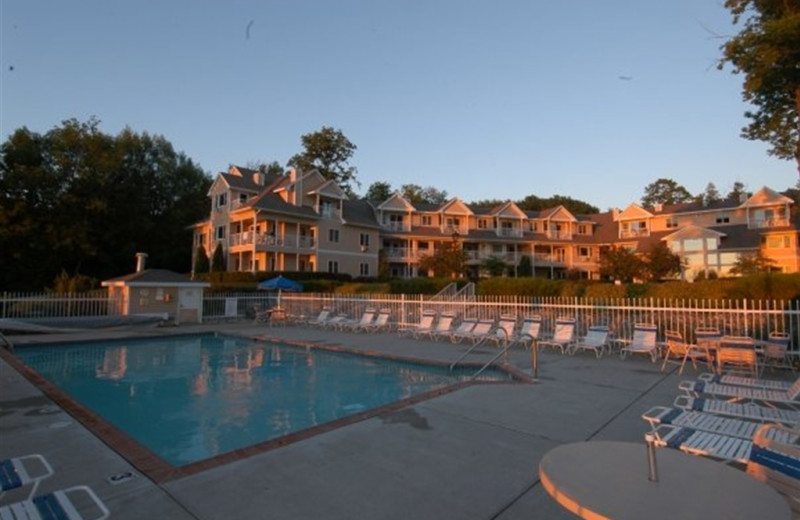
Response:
[[15, 334, 510, 467]]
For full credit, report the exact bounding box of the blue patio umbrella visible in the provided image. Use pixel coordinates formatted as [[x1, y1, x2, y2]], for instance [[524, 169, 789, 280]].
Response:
[[257, 275, 303, 306]]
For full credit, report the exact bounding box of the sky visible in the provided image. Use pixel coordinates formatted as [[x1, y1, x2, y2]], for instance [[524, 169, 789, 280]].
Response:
[[1, 1, 795, 211]]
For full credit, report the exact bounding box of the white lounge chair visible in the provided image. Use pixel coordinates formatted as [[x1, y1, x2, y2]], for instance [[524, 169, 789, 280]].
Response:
[[673, 395, 800, 426], [484, 315, 517, 347], [747, 424, 800, 516], [660, 329, 713, 375], [643, 405, 780, 440], [0, 454, 53, 501], [568, 325, 609, 358], [446, 318, 478, 343], [679, 376, 800, 409], [0, 485, 109, 520], [619, 323, 659, 362], [450, 319, 494, 345], [337, 308, 377, 331], [398, 310, 437, 338], [510, 315, 542, 349], [538, 317, 576, 354], [357, 309, 391, 333], [307, 308, 332, 328], [425, 313, 456, 342], [698, 372, 795, 391]]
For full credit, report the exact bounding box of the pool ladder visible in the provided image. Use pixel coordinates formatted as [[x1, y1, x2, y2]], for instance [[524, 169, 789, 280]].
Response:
[[449, 328, 511, 379], [0, 331, 13, 351]]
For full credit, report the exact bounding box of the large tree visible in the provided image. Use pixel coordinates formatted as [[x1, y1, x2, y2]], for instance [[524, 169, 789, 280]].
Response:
[[599, 246, 646, 283], [363, 181, 393, 202], [641, 178, 693, 207], [417, 237, 467, 279], [401, 184, 449, 205], [719, 0, 800, 173], [288, 126, 359, 196], [644, 242, 683, 281], [0, 118, 210, 290]]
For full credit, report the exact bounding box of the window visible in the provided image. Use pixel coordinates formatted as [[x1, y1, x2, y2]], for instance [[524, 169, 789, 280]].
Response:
[[578, 247, 590, 258], [578, 224, 589, 235], [215, 193, 227, 208], [478, 219, 487, 229], [766, 236, 790, 248], [321, 200, 336, 218], [216, 226, 226, 240], [328, 260, 339, 274], [446, 217, 460, 228], [716, 213, 730, 224], [239, 193, 248, 204], [328, 229, 340, 243], [421, 215, 432, 226], [683, 238, 703, 251], [531, 222, 538, 232], [665, 217, 678, 229], [705, 238, 718, 250], [360, 263, 369, 276], [360, 233, 370, 248]]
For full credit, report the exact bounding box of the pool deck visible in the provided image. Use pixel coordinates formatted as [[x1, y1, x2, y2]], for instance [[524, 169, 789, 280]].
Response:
[[0, 322, 788, 519]]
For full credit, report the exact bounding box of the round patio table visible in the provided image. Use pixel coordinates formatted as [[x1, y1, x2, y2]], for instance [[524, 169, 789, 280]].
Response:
[[538, 441, 790, 520]]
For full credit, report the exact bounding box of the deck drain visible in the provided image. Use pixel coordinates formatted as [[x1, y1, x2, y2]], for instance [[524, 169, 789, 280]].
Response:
[[107, 471, 136, 485], [48, 421, 71, 429]]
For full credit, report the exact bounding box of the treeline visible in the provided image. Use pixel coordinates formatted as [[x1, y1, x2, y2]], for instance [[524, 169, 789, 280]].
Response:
[[0, 118, 211, 290]]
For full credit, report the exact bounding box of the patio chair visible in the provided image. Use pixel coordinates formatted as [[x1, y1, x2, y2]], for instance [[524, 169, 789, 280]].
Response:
[[619, 323, 659, 362], [643, 405, 777, 440], [424, 312, 456, 342], [716, 336, 759, 379], [568, 325, 610, 358], [484, 315, 517, 347], [307, 308, 332, 328], [679, 376, 800, 409], [698, 372, 794, 391], [538, 317, 576, 354], [397, 310, 437, 338], [337, 308, 377, 331], [447, 318, 480, 344], [761, 331, 794, 375], [695, 327, 722, 351], [660, 330, 713, 375], [0, 485, 109, 520], [747, 423, 800, 516], [509, 315, 542, 349], [0, 454, 53, 501], [357, 309, 392, 333], [674, 395, 800, 426], [649, 422, 799, 464], [452, 318, 495, 345]]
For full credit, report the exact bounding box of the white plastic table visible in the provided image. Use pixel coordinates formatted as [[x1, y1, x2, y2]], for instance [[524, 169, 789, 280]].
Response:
[[538, 441, 790, 520]]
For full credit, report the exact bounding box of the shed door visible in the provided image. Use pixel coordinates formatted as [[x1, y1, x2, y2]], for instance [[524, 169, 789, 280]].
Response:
[[178, 288, 203, 324]]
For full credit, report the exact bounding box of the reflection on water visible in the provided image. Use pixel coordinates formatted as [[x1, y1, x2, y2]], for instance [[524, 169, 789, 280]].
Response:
[[16, 334, 509, 466]]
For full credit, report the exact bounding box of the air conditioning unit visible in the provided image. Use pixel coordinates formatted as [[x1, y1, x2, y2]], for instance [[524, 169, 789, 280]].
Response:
[[360, 245, 369, 252]]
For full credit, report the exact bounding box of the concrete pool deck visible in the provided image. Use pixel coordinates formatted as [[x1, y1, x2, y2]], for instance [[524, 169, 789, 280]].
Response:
[[0, 323, 780, 519]]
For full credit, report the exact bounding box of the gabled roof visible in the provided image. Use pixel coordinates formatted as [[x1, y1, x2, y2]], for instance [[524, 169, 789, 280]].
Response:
[[248, 192, 319, 219], [617, 203, 653, 221], [438, 198, 473, 216], [102, 269, 210, 287], [662, 224, 727, 242], [307, 179, 346, 200], [489, 201, 527, 219], [539, 205, 577, 222], [377, 192, 416, 211], [742, 186, 794, 208]]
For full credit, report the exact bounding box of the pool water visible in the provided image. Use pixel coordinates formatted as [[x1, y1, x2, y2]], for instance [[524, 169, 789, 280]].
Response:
[[15, 334, 508, 466]]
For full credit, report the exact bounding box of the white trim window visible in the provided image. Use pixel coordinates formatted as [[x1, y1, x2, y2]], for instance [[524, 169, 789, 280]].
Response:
[[328, 229, 340, 243], [360, 263, 369, 276], [216, 226, 226, 240], [328, 260, 339, 274]]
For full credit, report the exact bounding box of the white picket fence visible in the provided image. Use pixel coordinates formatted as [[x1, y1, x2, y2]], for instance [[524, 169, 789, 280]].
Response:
[[204, 292, 799, 347], [2, 290, 797, 347]]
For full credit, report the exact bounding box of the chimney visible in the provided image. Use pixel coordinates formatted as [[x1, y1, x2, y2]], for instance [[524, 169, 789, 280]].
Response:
[[135, 252, 148, 273], [654, 203, 663, 213], [253, 171, 265, 186], [739, 192, 748, 204]]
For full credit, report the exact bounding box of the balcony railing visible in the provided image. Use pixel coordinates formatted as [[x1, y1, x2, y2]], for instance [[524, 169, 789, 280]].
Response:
[[546, 230, 573, 240], [497, 228, 523, 238], [230, 232, 315, 249], [620, 228, 649, 238], [382, 222, 411, 232], [751, 218, 789, 229], [532, 253, 566, 265]]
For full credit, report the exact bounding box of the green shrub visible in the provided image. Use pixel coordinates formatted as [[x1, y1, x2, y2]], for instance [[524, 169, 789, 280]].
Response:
[[388, 277, 455, 295], [583, 283, 626, 299], [477, 277, 562, 297]]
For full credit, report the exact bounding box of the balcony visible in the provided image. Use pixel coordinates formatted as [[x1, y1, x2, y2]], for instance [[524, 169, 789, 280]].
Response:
[[497, 228, 523, 238], [381, 222, 411, 232], [443, 225, 468, 236], [751, 217, 789, 229], [532, 253, 566, 265], [620, 228, 649, 238], [384, 248, 425, 261], [230, 232, 316, 250], [546, 230, 573, 240]]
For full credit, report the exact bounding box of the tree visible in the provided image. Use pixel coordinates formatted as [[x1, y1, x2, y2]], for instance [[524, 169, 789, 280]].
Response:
[[193, 246, 210, 274], [364, 181, 393, 202], [517, 255, 533, 277], [417, 238, 467, 279], [401, 184, 449, 205], [702, 182, 722, 205], [482, 255, 507, 277], [516, 194, 599, 214], [726, 181, 749, 203], [729, 251, 778, 275], [644, 242, 683, 281], [211, 243, 226, 272], [719, 0, 800, 173], [599, 246, 646, 283], [0, 118, 210, 290], [288, 126, 359, 196], [641, 178, 693, 207]]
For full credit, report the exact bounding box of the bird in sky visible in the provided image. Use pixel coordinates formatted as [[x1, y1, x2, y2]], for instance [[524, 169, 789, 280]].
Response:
[[246, 20, 254, 40]]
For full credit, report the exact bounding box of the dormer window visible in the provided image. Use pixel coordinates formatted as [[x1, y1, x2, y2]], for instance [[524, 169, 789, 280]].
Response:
[[422, 215, 432, 226], [666, 217, 678, 229], [715, 213, 730, 224]]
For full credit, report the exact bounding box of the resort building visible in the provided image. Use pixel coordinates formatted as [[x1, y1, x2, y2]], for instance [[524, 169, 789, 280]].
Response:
[[192, 166, 799, 281]]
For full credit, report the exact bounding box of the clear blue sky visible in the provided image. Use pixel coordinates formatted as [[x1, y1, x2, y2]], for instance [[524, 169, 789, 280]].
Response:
[[1, 1, 794, 211]]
